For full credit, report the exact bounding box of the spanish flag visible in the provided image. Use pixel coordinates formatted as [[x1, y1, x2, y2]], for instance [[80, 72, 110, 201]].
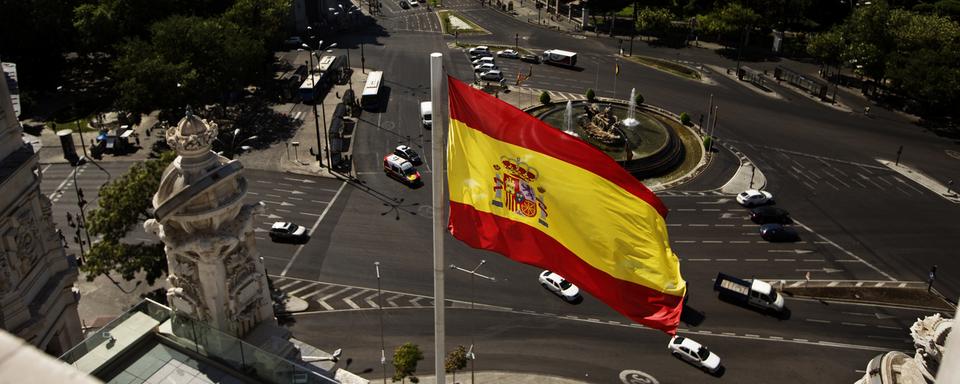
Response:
[[446, 77, 686, 334]]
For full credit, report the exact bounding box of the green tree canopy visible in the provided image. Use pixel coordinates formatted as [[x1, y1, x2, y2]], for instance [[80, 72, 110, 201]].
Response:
[[636, 7, 674, 37], [83, 151, 176, 284], [444, 345, 468, 383], [698, 2, 760, 43], [392, 342, 424, 383], [112, 15, 269, 114]]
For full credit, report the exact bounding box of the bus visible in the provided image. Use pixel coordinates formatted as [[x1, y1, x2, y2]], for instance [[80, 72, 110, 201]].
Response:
[[299, 74, 323, 103], [361, 71, 384, 109]]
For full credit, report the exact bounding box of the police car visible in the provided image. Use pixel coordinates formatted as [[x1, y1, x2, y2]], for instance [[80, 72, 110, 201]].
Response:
[[383, 154, 421, 184], [394, 145, 422, 165]]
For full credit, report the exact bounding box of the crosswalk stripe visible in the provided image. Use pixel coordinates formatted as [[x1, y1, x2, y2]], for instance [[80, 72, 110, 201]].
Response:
[[279, 281, 302, 291]]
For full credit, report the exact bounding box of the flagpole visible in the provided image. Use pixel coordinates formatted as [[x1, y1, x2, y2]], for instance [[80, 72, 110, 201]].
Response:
[[429, 52, 447, 384]]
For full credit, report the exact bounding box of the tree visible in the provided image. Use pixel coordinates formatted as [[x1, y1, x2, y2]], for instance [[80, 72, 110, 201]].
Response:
[[634, 90, 645, 105], [539, 91, 551, 105], [636, 7, 673, 39], [392, 343, 424, 383], [884, 10, 960, 115], [445, 345, 468, 383], [224, 0, 292, 50], [82, 151, 176, 284], [112, 15, 269, 114], [585, 88, 596, 101], [698, 2, 761, 46]]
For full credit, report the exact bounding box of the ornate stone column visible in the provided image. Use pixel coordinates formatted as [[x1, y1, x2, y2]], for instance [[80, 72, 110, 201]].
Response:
[[144, 108, 273, 338]]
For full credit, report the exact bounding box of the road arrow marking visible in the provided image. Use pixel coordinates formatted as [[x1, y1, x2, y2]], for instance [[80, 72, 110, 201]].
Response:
[[795, 268, 843, 273], [386, 294, 403, 307], [255, 228, 269, 233], [284, 177, 316, 184], [364, 292, 380, 308], [274, 188, 306, 195], [342, 290, 366, 309], [768, 249, 814, 254], [317, 287, 351, 311], [697, 198, 732, 205], [266, 213, 282, 219], [262, 200, 295, 206]]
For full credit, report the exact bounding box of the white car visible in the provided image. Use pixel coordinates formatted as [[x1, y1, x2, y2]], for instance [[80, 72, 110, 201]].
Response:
[[270, 222, 308, 242], [468, 46, 490, 55], [736, 189, 773, 207], [667, 336, 722, 374], [471, 56, 495, 66], [538, 270, 580, 302], [497, 49, 520, 58], [479, 70, 503, 81], [473, 62, 498, 73]]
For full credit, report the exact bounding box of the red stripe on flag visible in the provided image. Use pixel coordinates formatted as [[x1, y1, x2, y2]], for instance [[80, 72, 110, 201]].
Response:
[[448, 201, 684, 334], [447, 76, 667, 218]]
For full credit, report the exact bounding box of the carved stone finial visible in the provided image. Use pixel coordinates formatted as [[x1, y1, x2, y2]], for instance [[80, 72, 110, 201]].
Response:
[[166, 107, 219, 156]]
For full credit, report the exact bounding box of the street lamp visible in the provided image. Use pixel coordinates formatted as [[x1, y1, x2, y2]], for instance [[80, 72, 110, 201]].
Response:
[[449, 260, 495, 384], [56, 86, 89, 159], [375, 262, 386, 384]]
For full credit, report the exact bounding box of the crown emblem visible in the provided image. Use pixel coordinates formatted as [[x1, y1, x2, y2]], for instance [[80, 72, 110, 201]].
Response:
[[498, 157, 538, 182]]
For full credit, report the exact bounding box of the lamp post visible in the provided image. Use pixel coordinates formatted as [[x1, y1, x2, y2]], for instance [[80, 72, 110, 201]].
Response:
[[56, 86, 89, 159], [375, 262, 387, 384], [217, 128, 257, 159], [449, 260, 495, 384]]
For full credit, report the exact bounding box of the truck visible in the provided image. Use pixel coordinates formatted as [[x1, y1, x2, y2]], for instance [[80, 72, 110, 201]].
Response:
[[541, 49, 577, 67], [713, 272, 785, 314]]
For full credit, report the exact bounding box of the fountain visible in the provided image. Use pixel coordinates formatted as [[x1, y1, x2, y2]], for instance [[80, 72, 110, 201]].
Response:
[[563, 101, 578, 136], [621, 88, 640, 130]]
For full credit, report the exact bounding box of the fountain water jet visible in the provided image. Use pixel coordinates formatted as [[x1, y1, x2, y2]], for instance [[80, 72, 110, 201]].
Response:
[[563, 101, 578, 137], [621, 88, 639, 129]]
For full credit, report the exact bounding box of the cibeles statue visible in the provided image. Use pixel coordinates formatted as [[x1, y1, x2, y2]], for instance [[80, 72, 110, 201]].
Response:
[[144, 107, 274, 338]]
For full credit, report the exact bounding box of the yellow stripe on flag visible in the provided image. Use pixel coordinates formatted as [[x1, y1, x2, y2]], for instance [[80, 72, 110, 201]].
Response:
[[447, 118, 685, 297]]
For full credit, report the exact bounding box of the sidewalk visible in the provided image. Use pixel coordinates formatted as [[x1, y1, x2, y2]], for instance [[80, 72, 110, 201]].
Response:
[[480, 0, 581, 34], [410, 370, 589, 384]]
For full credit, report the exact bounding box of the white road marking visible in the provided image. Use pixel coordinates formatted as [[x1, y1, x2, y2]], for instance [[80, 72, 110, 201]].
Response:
[[805, 319, 831, 324], [792, 219, 895, 281], [281, 181, 348, 276]]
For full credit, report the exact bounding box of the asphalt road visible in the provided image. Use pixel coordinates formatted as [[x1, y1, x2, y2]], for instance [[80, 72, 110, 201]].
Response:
[[42, 2, 960, 382]]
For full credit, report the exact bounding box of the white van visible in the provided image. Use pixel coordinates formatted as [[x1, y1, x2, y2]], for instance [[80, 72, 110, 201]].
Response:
[[420, 101, 432, 129]]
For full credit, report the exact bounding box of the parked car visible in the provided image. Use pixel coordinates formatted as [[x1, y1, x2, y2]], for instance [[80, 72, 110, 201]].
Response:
[[471, 56, 496, 66], [497, 49, 520, 58], [750, 206, 792, 224], [283, 36, 303, 48], [394, 145, 422, 165], [667, 336, 722, 374], [759, 223, 799, 242], [520, 54, 541, 63], [399, 0, 410, 8], [538, 270, 580, 302], [479, 70, 503, 81], [468, 46, 490, 55], [736, 189, 773, 207], [474, 62, 498, 73], [270, 222, 309, 242], [470, 51, 493, 60]]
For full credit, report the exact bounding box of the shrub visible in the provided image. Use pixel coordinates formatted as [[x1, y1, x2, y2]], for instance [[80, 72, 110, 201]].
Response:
[[634, 92, 644, 105], [703, 136, 713, 151], [539, 91, 551, 105], [585, 88, 596, 102], [680, 112, 691, 125]]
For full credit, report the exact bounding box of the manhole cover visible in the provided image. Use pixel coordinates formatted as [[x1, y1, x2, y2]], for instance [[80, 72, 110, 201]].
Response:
[[619, 370, 659, 384], [946, 149, 960, 161]]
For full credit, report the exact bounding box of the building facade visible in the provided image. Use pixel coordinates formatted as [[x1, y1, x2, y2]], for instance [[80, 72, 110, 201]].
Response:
[[0, 68, 83, 356]]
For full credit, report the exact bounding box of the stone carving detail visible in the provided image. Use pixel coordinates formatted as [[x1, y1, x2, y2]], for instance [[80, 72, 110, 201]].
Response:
[[910, 313, 952, 381], [0, 250, 12, 293], [166, 108, 219, 154], [14, 208, 39, 277]]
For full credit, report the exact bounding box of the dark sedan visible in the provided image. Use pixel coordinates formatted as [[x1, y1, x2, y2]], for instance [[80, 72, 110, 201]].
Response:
[[520, 54, 541, 64], [760, 224, 799, 242], [750, 206, 792, 224]]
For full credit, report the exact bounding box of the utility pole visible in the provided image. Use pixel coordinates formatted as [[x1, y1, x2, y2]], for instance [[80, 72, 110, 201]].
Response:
[[449, 261, 495, 384]]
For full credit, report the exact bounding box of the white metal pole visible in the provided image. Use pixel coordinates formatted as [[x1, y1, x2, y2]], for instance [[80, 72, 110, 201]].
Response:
[[705, 93, 713, 134], [429, 52, 446, 384]]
